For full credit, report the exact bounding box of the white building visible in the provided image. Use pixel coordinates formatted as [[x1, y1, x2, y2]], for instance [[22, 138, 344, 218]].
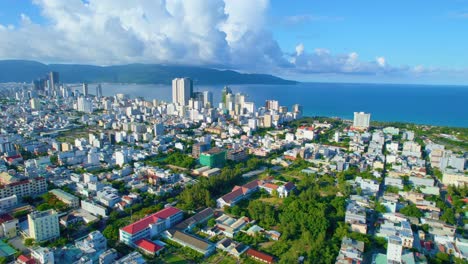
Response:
[[203, 91, 213, 108], [387, 236, 403, 263], [0, 195, 18, 210], [28, 210, 60, 242], [30, 98, 41, 110], [81, 200, 108, 217], [77, 96, 93, 113], [353, 112, 371, 130], [172, 78, 193, 106], [31, 247, 55, 264]]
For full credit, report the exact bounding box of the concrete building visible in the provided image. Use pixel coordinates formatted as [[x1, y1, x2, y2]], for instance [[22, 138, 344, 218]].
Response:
[[387, 236, 403, 263], [353, 112, 371, 130], [119, 207, 183, 246], [0, 177, 47, 199], [203, 91, 213, 108], [0, 195, 18, 210], [172, 78, 193, 106], [49, 189, 80, 208], [30, 98, 41, 110], [28, 210, 60, 242], [200, 148, 227, 168], [77, 96, 93, 113], [31, 247, 54, 264], [0, 214, 18, 238], [99, 249, 118, 264], [81, 200, 108, 217]]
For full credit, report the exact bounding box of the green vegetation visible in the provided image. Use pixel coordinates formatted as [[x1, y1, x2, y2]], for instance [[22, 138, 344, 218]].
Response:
[[102, 192, 163, 247], [375, 202, 388, 214], [13, 210, 29, 219], [165, 151, 196, 169], [399, 204, 423, 218], [177, 157, 264, 210], [36, 192, 69, 212], [24, 238, 35, 247]]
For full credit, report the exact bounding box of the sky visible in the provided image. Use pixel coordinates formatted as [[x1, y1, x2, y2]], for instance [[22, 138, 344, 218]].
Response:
[[0, 0, 468, 84]]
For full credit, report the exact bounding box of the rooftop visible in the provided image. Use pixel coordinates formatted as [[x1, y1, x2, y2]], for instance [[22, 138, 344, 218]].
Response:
[[121, 207, 181, 235]]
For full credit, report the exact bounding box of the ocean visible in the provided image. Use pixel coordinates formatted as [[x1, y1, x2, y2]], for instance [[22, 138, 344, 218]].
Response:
[[95, 82, 468, 128]]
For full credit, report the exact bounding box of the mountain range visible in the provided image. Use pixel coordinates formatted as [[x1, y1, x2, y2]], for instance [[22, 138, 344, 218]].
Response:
[[0, 60, 296, 85]]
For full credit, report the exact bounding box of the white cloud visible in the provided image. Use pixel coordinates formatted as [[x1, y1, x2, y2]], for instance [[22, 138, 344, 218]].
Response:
[[376, 57, 386, 67], [0, 0, 450, 79]]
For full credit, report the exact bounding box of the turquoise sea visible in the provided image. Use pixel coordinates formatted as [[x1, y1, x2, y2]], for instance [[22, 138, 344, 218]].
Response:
[[96, 82, 468, 128]]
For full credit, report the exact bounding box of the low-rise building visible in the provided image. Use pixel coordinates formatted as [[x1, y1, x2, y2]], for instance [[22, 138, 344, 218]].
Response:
[[163, 229, 215, 257], [49, 189, 80, 208], [119, 207, 183, 246], [81, 200, 108, 217], [0, 195, 17, 210], [0, 214, 18, 238]]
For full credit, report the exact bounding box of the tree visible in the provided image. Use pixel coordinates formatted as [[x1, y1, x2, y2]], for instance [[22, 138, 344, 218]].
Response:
[[207, 218, 216, 227], [375, 202, 388, 214], [400, 204, 423, 218], [440, 208, 456, 225], [24, 238, 35, 247]]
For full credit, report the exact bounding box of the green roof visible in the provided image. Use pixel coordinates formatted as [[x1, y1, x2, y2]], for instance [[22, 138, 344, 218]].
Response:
[[0, 241, 16, 257]]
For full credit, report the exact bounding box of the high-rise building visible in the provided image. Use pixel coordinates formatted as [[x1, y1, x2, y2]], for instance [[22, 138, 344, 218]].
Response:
[[292, 104, 303, 114], [48, 72, 59, 92], [222, 86, 232, 104], [153, 123, 164, 137], [265, 100, 279, 111], [30, 98, 41, 110], [172, 78, 193, 106], [77, 97, 93, 113], [82, 83, 89, 97], [96, 84, 103, 98], [353, 112, 371, 130], [387, 236, 403, 263], [203, 91, 213, 108], [28, 210, 60, 242]]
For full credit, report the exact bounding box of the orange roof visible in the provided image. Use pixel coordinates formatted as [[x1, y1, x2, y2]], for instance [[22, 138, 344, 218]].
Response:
[[263, 183, 279, 190]]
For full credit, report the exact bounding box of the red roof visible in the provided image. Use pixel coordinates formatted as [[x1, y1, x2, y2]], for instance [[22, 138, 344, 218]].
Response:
[[0, 214, 14, 224], [135, 239, 164, 253], [246, 249, 275, 263], [17, 255, 36, 264], [121, 207, 181, 235]]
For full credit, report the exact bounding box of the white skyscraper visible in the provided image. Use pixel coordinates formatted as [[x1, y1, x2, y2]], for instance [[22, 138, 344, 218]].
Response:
[[82, 83, 89, 97], [77, 96, 93, 113], [203, 91, 213, 108], [353, 112, 371, 130], [172, 78, 193, 106], [387, 236, 403, 263], [30, 98, 41, 110], [96, 84, 103, 98]]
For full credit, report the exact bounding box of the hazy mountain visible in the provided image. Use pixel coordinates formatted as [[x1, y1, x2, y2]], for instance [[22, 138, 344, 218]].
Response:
[[0, 60, 297, 85]]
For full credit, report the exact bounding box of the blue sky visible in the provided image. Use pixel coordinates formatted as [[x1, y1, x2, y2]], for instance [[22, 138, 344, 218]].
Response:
[[0, 0, 468, 84], [269, 0, 468, 69]]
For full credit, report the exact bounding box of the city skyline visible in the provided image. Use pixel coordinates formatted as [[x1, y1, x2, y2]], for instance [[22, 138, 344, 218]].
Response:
[[0, 1, 467, 84]]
